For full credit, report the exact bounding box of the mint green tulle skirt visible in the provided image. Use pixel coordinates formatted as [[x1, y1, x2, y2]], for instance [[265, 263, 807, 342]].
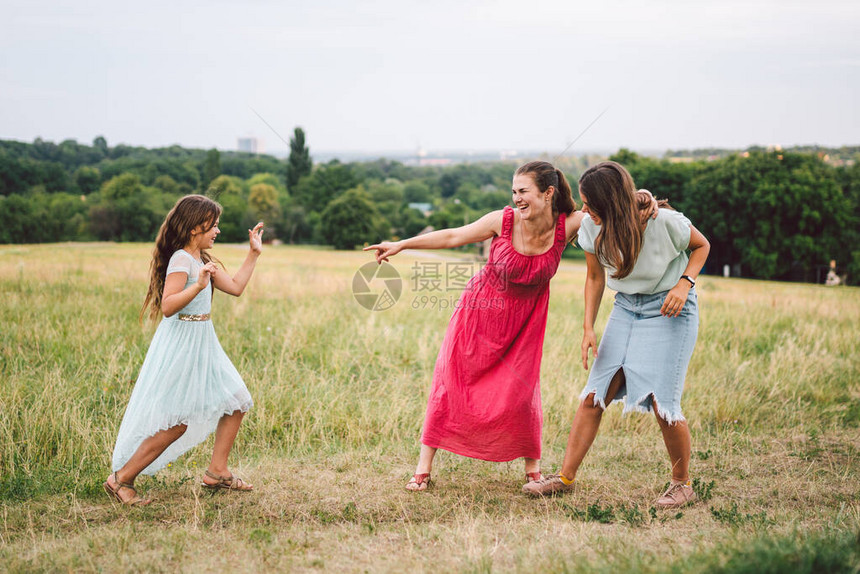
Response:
[[111, 314, 253, 475]]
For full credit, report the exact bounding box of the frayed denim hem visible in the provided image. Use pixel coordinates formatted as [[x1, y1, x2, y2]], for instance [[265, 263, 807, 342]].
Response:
[[578, 388, 685, 426]]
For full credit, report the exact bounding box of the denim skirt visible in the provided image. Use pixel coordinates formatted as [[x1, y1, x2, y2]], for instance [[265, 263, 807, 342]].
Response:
[[579, 288, 698, 424]]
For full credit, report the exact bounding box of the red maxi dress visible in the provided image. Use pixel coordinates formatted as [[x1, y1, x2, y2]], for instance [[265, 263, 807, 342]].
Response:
[[421, 206, 567, 461]]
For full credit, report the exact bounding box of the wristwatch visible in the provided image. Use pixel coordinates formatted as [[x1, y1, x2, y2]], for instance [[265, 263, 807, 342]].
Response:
[[680, 275, 696, 287]]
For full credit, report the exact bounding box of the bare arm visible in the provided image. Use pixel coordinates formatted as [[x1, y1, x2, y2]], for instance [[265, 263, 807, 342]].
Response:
[[212, 223, 264, 297], [636, 189, 659, 224], [581, 251, 606, 370], [212, 251, 260, 297], [161, 263, 216, 317], [364, 210, 504, 263], [683, 224, 710, 279], [564, 211, 585, 244], [659, 224, 710, 317]]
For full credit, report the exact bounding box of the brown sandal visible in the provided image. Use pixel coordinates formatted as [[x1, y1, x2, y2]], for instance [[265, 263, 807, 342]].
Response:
[[405, 473, 431, 492], [201, 470, 253, 491], [103, 472, 152, 506], [525, 471, 543, 483]]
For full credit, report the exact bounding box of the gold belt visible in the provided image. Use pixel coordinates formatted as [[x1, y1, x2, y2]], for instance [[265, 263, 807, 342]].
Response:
[[177, 313, 210, 322]]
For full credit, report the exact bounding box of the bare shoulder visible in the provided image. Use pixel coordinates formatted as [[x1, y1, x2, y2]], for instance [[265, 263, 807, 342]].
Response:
[[477, 208, 506, 236], [565, 210, 585, 241]]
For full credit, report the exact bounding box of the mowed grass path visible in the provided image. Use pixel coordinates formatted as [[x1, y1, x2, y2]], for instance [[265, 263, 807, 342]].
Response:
[[1, 243, 858, 573]]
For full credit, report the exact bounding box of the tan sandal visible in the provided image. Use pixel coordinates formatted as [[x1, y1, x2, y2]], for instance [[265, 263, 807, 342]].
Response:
[[405, 473, 431, 492], [201, 469, 253, 491], [103, 472, 152, 506], [525, 471, 543, 483]]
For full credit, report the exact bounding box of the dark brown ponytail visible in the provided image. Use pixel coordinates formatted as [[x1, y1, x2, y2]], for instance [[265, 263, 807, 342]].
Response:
[[514, 161, 576, 215], [554, 168, 575, 215]]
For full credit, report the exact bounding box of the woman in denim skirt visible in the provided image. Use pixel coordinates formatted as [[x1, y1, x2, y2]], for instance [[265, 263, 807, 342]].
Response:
[[524, 161, 710, 508]]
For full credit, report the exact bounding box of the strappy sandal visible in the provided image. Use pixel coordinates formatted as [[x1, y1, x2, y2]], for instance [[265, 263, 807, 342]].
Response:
[[405, 473, 431, 492], [525, 471, 543, 483], [201, 469, 253, 491], [103, 472, 152, 506]]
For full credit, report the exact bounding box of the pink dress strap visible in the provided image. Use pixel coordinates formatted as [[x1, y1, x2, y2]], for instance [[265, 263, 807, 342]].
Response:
[[554, 211, 568, 249], [501, 205, 515, 239]]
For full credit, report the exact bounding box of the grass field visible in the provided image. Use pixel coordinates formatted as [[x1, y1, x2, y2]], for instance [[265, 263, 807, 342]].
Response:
[[1, 242, 858, 573]]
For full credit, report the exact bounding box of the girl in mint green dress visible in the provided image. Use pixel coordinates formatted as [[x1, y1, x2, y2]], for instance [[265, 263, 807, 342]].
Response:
[[104, 195, 264, 506]]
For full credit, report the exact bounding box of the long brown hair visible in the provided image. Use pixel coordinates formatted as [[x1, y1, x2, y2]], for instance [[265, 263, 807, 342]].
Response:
[[514, 161, 576, 215], [578, 161, 643, 279], [140, 195, 222, 321]]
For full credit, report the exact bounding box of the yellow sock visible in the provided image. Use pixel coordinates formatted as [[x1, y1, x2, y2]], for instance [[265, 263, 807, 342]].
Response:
[[559, 474, 575, 485]]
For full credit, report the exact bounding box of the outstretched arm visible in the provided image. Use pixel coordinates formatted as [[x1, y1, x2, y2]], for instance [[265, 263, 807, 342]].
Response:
[[581, 252, 606, 370], [364, 210, 504, 263], [212, 223, 264, 297]]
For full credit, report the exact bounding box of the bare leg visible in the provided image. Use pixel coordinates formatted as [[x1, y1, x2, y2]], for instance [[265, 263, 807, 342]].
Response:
[[406, 444, 437, 491], [559, 369, 625, 480], [202, 410, 252, 488], [414, 443, 437, 474], [653, 402, 691, 483], [108, 424, 187, 503], [524, 458, 540, 475]]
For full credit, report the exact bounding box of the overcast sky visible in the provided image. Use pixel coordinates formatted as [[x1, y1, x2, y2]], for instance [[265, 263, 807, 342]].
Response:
[[1, 0, 858, 155]]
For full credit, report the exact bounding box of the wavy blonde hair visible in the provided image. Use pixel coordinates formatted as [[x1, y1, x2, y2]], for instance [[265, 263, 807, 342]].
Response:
[[140, 195, 222, 321]]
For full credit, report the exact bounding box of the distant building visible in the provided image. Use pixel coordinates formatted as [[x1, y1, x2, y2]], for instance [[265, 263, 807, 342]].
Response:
[[237, 137, 261, 154], [418, 157, 453, 166], [408, 202, 433, 216]]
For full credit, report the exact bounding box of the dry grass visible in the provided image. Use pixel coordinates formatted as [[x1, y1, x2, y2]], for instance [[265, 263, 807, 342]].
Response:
[[0, 243, 858, 573]]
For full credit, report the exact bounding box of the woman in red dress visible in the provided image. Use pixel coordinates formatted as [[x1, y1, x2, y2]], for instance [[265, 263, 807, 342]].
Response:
[[366, 161, 583, 491]]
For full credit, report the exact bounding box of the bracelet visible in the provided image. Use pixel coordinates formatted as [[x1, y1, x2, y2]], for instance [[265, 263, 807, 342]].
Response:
[[680, 275, 695, 287]]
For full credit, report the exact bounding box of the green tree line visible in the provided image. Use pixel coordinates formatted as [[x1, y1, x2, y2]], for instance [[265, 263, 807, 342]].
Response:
[[1, 135, 858, 284], [611, 148, 860, 284], [0, 131, 517, 249]]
